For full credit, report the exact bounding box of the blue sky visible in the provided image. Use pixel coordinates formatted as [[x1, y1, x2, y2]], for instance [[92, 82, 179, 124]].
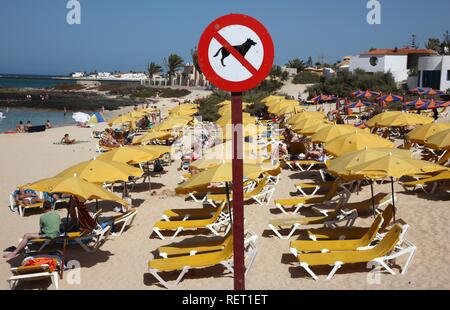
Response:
[[1, 0, 449, 75]]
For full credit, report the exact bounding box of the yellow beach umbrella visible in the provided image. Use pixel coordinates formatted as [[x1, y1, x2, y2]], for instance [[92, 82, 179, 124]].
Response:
[[127, 111, 146, 119], [299, 121, 331, 136], [108, 115, 134, 126], [426, 128, 450, 150], [221, 124, 264, 140], [153, 117, 192, 131], [267, 100, 297, 115], [26, 175, 128, 205], [366, 111, 399, 128], [171, 109, 198, 116], [406, 123, 450, 144], [286, 111, 326, 125], [215, 114, 255, 127], [132, 131, 172, 145], [376, 112, 434, 127], [311, 124, 361, 143], [56, 158, 143, 183], [177, 162, 268, 191], [97, 146, 160, 164], [348, 153, 447, 178], [328, 148, 413, 177], [140, 145, 172, 157], [324, 131, 394, 157], [291, 118, 324, 133], [261, 95, 284, 105], [276, 104, 304, 116], [337, 152, 447, 221], [217, 103, 250, 116]]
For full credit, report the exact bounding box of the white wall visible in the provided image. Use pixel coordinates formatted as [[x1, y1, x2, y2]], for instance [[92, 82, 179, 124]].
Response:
[[418, 56, 450, 91], [441, 56, 450, 91], [383, 55, 409, 83], [349, 55, 408, 83]]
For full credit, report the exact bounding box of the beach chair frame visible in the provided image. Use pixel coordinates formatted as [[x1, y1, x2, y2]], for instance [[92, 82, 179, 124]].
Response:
[[7, 264, 59, 290]]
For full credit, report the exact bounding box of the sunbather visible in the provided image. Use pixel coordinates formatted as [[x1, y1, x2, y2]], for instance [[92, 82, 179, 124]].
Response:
[[61, 133, 75, 144], [4, 201, 61, 260]]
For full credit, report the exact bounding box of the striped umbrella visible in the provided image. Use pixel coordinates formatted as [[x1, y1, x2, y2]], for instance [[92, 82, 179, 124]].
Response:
[[405, 98, 429, 109], [356, 90, 380, 99]]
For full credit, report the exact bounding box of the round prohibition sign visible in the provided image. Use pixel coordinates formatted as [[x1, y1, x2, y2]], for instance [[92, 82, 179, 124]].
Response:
[[198, 14, 274, 92]]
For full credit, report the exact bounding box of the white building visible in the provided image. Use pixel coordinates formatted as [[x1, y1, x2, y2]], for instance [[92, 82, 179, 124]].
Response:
[[417, 55, 450, 91], [71, 72, 85, 78], [281, 66, 297, 77], [349, 48, 437, 84]]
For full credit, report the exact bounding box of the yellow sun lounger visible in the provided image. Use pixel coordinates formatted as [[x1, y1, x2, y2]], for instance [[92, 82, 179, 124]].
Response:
[[147, 233, 257, 288], [294, 224, 416, 280], [295, 181, 335, 197], [306, 204, 395, 241], [157, 231, 257, 258], [274, 182, 341, 215], [312, 192, 393, 216], [151, 202, 230, 240], [207, 178, 275, 207], [268, 197, 357, 240], [290, 214, 383, 254], [28, 225, 111, 253], [7, 251, 63, 290]]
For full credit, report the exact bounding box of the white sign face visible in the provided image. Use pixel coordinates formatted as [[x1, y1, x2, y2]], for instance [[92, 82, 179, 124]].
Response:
[[208, 25, 264, 82]]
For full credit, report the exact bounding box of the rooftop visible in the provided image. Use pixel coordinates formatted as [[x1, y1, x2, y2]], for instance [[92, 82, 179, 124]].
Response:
[[361, 48, 438, 56]]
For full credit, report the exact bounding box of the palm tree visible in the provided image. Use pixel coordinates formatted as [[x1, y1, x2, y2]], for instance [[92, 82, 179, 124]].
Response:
[[286, 58, 306, 73], [164, 54, 184, 85], [147, 62, 162, 79]]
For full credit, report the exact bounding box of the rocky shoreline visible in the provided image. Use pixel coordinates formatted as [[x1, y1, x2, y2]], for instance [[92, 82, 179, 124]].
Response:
[[0, 88, 139, 111]]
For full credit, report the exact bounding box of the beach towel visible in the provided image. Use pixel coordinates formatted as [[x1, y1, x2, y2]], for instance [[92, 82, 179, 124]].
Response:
[[23, 257, 58, 272]]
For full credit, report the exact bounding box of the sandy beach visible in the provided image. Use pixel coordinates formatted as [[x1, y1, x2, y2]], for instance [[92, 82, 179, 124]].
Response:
[[1, 90, 450, 290]]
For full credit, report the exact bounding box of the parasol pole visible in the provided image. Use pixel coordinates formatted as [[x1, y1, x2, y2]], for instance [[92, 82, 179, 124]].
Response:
[[391, 177, 396, 222], [370, 180, 376, 218]]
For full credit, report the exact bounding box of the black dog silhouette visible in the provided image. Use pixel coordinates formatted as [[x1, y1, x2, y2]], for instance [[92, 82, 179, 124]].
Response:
[[213, 38, 257, 67]]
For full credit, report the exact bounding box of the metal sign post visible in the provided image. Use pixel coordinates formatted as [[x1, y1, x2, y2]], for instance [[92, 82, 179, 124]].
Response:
[[231, 91, 245, 290], [198, 13, 274, 291]]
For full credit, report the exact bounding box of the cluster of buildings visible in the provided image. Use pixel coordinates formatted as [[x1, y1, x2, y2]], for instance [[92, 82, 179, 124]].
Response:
[[71, 71, 148, 81], [347, 48, 450, 91]]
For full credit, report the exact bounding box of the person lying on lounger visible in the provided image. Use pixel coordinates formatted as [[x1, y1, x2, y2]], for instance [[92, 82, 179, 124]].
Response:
[[3, 201, 61, 260], [61, 133, 76, 144]]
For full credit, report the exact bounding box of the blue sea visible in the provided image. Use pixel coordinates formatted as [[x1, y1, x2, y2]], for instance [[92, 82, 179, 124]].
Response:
[[0, 107, 80, 132], [0, 74, 77, 89]]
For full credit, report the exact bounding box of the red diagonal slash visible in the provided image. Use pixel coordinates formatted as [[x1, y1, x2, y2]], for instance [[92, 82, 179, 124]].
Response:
[[213, 32, 258, 75]]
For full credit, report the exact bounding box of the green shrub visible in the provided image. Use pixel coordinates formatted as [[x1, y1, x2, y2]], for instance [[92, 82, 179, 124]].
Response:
[[292, 72, 321, 84], [306, 70, 399, 97]]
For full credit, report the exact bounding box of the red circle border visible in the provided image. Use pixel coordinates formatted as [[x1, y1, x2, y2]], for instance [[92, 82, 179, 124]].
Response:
[[198, 14, 275, 92]]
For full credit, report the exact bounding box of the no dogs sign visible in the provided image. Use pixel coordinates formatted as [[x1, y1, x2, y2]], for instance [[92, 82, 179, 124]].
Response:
[[198, 14, 274, 92]]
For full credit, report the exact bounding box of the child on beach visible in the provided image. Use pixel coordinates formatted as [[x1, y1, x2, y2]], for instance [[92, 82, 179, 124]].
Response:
[[61, 133, 76, 144], [3, 201, 61, 260], [46, 120, 53, 129]]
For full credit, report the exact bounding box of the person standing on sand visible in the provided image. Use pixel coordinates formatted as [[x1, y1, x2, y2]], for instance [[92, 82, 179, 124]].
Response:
[[16, 121, 26, 133], [432, 108, 439, 120], [3, 201, 61, 260], [63, 107, 67, 118]]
